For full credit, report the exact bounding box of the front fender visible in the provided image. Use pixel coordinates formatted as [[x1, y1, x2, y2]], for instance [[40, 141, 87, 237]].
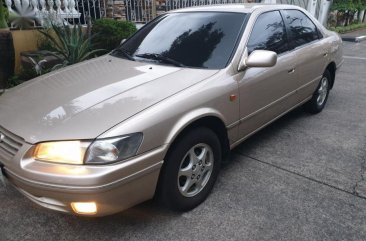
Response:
[[164, 107, 227, 145], [98, 70, 239, 156]]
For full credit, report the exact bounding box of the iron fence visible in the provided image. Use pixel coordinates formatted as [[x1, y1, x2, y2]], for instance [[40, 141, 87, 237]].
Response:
[[4, 0, 325, 26], [277, 0, 309, 9]]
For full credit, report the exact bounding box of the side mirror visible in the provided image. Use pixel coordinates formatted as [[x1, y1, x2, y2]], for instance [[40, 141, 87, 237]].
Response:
[[238, 50, 277, 71], [120, 39, 126, 45]]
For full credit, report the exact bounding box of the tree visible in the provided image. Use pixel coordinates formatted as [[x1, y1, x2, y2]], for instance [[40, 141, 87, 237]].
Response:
[[332, 0, 366, 26], [332, 0, 353, 26]]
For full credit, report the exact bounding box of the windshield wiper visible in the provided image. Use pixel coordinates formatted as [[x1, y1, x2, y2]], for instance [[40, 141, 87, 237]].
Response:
[[111, 48, 135, 61], [135, 53, 185, 67]]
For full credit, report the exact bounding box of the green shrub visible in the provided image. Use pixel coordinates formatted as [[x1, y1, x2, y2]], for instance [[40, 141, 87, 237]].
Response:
[[7, 68, 37, 88], [92, 19, 137, 52]]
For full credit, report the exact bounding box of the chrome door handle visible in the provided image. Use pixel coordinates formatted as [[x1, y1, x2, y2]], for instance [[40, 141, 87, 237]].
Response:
[[288, 68, 295, 74]]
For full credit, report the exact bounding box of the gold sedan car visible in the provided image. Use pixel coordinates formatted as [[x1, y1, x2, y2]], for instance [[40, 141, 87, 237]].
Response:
[[0, 4, 343, 216]]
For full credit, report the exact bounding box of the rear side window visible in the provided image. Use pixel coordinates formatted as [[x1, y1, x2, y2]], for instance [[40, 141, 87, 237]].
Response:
[[247, 11, 288, 55], [282, 10, 319, 49]]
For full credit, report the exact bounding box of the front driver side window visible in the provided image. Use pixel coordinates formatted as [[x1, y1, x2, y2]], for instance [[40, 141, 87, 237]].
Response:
[[247, 11, 288, 55]]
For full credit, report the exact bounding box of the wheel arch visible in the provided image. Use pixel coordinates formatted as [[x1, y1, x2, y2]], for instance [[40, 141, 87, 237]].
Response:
[[164, 110, 231, 164], [325, 61, 336, 89]]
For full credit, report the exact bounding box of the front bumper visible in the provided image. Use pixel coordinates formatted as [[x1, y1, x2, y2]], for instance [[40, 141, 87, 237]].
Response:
[[1, 144, 166, 217]]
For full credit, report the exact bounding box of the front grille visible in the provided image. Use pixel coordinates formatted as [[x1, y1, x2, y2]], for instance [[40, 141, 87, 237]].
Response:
[[0, 126, 24, 162]]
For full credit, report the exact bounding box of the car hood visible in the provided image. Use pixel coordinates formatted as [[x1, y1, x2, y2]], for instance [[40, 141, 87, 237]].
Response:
[[0, 56, 218, 144]]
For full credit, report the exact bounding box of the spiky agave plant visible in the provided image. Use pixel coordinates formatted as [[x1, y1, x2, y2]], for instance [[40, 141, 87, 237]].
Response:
[[39, 22, 104, 69]]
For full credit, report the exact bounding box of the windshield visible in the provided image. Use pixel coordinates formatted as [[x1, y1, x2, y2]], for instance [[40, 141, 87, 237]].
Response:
[[112, 12, 247, 69]]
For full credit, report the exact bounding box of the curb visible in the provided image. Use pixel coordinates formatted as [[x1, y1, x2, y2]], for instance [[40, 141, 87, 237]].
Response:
[[342, 36, 366, 42]]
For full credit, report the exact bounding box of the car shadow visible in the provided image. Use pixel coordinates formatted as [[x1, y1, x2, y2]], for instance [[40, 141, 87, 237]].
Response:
[[226, 106, 310, 162]]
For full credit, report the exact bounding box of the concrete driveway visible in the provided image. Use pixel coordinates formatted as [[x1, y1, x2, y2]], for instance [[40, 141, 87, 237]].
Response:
[[1, 41, 366, 241]]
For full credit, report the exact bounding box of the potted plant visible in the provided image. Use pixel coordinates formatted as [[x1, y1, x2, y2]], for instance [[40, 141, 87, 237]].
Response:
[[0, 0, 15, 89]]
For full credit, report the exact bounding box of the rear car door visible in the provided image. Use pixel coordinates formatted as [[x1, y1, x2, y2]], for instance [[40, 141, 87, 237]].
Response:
[[238, 10, 299, 139], [281, 9, 329, 102]]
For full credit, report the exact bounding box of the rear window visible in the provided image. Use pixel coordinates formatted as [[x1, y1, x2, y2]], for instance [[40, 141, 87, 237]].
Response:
[[282, 10, 320, 49]]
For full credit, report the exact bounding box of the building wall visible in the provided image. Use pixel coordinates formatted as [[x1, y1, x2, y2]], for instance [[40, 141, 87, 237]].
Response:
[[11, 30, 39, 74]]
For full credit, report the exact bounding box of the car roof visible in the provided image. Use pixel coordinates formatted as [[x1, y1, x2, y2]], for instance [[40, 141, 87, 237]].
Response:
[[171, 3, 301, 14]]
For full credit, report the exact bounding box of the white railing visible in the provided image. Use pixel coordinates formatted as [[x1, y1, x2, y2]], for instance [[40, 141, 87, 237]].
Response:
[[5, 0, 81, 27]]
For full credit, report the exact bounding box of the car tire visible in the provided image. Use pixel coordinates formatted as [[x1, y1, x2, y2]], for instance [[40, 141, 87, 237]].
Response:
[[157, 127, 221, 211], [304, 69, 331, 114]]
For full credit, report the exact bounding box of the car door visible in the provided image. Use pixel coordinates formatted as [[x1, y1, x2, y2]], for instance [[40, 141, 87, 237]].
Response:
[[237, 10, 300, 139], [281, 9, 329, 102]]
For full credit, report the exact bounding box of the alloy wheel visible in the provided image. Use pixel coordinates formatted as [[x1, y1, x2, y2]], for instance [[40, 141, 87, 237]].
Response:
[[177, 143, 214, 197], [317, 77, 329, 106]]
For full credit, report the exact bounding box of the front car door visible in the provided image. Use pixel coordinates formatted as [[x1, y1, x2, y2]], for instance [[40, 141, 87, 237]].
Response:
[[281, 9, 329, 102], [237, 10, 299, 139]]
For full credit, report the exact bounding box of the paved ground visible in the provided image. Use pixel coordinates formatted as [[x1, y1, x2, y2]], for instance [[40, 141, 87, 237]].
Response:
[[1, 41, 366, 241], [341, 28, 366, 40], [342, 28, 366, 43]]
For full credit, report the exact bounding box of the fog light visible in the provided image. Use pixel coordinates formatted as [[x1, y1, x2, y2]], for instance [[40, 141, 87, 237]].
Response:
[[71, 202, 97, 215]]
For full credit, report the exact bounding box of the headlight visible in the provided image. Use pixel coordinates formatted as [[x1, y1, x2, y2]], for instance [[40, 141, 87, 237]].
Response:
[[85, 133, 143, 164], [33, 141, 89, 165], [33, 133, 143, 165]]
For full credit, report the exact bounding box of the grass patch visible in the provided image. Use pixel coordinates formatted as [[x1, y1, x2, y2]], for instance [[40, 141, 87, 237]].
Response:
[[329, 23, 366, 34]]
